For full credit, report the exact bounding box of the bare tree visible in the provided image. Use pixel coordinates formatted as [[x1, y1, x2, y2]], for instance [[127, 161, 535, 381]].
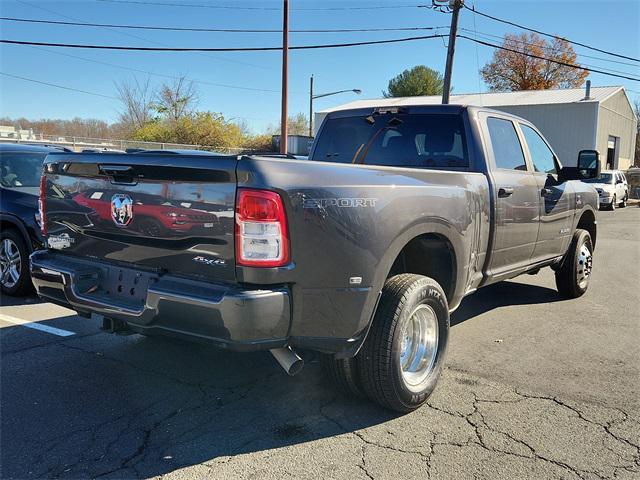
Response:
[[0, 116, 123, 139], [268, 113, 309, 136], [155, 76, 199, 123], [115, 77, 156, 132]]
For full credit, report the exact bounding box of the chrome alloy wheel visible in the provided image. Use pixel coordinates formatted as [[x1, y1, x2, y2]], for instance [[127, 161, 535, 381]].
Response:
[[0, 238, 21, 289], [399, 304, 439, 391], [576, 242, 593, 289]]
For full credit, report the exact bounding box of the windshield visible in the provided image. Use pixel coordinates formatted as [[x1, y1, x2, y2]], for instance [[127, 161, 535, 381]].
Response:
[[311, 113, 468, 168], [0, 152, 47, 188], [583, 173, 613, 184]]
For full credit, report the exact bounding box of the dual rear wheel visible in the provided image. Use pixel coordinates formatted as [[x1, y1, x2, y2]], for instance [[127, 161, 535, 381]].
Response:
[[323, 274, 449, 413]]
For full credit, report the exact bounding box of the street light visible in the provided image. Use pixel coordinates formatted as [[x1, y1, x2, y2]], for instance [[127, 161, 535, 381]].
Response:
[[309, 75, 361, 137]]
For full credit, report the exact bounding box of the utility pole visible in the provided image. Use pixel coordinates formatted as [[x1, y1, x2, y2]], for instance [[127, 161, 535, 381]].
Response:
[[308, 74, 314, 138], [279, 0, 289, 154], [442, 0, 462, 104]]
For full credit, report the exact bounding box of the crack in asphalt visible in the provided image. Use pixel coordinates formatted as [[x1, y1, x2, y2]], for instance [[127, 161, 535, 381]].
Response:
[[315, 379, 638, 480], [516, 390, 640, 457], [21, 338, 274, 479], [358, 444, 374, 480], [4, 333, 639, 480]]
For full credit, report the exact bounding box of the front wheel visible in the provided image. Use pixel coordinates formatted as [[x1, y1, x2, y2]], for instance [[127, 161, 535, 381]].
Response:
[[610, 196, 616, 210], [357, 274, 449, 413], [620, 195, 627, 208], [555, 229, 593, 299]]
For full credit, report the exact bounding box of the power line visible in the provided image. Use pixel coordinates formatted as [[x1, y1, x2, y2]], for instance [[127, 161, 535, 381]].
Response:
[[460, 27, 636, 67], [94, 0, 426, 11], [463, 4, 640, 63], [4, 34, 638, 82], [0, 34, 448, 52], [458, 27, 640, 69], [20, 43, 289, 94], [15, 0, 274, 71], [458, 35, 640, 83], [0, 70, 271, 121], [0, 16, 445, 34], [0, 71, 118, 99]]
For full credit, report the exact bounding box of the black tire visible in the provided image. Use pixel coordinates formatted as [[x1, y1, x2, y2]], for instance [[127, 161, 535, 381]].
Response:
[[321, 355, 363, 398], [357, 274, 449, 413], [620, 195, 627, 208], [0, 228, 32, 296], [555, 229, 593, 299], [610, 196, 616, 210]]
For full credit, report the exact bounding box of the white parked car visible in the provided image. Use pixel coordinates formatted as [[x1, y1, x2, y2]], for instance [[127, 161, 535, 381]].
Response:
[[583, 170, 628, 209]]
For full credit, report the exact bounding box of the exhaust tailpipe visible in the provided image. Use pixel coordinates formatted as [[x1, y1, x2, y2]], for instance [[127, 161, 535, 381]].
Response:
[[270, 346, 304, 376]]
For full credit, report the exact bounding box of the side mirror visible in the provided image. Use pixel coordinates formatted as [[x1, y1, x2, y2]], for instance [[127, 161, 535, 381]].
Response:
[[558, 150, 601, 182], [577, 150, 601, 180]]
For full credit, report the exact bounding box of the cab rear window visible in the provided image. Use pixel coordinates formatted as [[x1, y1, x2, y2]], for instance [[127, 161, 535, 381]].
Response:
[[311, 113, 468, 169]]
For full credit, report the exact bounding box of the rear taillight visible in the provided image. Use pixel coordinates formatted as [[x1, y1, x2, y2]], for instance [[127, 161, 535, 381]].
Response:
[[235, 188, 289, 267], [38, 174, 47, 236]]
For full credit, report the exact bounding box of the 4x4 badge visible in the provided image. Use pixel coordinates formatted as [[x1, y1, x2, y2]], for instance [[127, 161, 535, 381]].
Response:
[[111, 194, 133, 226]]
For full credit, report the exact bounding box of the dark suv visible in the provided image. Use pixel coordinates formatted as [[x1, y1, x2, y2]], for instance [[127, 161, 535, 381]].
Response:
[[0, 143, 68, 295]]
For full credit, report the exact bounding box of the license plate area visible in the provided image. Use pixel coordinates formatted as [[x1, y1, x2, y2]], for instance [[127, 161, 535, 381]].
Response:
[[76, 264, 157, 308], [103, 266, 155, 304]]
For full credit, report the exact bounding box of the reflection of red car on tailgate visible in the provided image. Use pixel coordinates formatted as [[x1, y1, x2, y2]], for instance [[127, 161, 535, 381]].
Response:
[[73, 190, 219, 236]]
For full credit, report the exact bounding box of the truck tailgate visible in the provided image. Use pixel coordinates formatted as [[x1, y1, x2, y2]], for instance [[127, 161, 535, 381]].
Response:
[[42, 152, 238, 283]]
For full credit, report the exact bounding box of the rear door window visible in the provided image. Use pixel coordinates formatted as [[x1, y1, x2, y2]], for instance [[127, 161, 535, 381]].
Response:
[[311, 113, 468, 169], [520, 124, 557, 175], [486, 117, 527, 171]]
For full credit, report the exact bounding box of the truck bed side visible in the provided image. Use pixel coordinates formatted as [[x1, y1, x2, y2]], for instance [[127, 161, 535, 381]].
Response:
[[236, 156, 490, 353]]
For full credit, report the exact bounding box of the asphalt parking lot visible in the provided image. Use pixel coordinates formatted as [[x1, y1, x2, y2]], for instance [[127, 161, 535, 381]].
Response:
[[1, 206, 639, 480]]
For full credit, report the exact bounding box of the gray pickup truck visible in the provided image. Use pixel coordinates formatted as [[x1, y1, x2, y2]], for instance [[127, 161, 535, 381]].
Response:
[[31, 105, 600, 412]]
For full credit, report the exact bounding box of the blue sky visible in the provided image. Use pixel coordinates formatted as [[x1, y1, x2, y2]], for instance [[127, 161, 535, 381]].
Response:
[[1, 0, 639, 133]]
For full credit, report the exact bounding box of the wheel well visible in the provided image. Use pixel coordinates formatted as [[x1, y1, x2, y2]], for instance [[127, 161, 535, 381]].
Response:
[[577, 210, 597, 248], [0, 219, 33, 251], [1, 219, 21, 237], [388, 234, 456, 301]]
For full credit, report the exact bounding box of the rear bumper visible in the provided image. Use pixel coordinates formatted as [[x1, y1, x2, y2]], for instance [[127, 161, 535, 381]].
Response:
[[29, 250, 290, 351]]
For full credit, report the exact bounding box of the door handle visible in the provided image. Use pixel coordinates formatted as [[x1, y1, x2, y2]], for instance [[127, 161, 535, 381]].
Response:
[[541, 187, 553, 197], [498, 187, 514, 198]]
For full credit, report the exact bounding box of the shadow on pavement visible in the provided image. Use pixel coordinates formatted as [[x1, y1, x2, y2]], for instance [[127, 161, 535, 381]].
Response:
[[451, 280, 561, 326], [0, 293, 44, 307], [1, 280, 562, 479], [0, 320, 397, 479]]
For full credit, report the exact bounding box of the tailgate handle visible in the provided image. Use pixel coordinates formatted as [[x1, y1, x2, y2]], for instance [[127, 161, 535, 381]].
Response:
[[99, 165, 133, 175], [99, 165, 138, 185]]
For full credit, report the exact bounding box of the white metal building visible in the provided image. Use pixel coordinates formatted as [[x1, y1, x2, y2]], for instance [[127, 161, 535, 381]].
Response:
[[315, 85, 637, 170]]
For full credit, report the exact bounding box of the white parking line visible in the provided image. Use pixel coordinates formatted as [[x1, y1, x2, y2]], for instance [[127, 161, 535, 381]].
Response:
[[0, 313, 75, 337]]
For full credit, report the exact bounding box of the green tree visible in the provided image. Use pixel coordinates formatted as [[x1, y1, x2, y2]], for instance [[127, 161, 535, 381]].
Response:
[[242, 133, 273, 152], [383, 66, 445, 97], [132, 111, 245, 151]]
